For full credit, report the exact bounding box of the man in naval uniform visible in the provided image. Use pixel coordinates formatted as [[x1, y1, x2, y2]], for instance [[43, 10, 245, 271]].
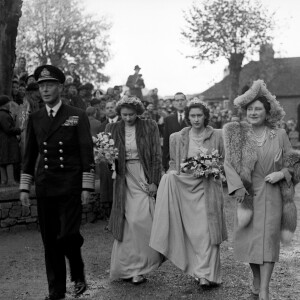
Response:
[[20, 65, 95, 300]]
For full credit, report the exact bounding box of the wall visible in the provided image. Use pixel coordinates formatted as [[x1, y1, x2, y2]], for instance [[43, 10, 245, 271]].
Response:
[[0, 180, 109, 231]]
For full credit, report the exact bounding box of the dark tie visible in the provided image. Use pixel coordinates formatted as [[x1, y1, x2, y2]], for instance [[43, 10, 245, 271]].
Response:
[[179, 114, 183, 126], [49, 109, 54, 120]]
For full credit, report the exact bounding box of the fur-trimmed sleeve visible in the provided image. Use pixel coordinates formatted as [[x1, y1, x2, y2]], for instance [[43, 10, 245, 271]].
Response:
[[278, 129, 293, 185]]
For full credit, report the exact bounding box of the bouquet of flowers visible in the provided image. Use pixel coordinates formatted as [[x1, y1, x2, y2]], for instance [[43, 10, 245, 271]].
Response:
[[180, 148, 226, 181], [93, 132, 119, 179]]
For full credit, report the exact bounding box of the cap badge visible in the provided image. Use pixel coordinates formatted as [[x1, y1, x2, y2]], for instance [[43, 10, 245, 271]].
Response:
[[41, 68, 50, 77]]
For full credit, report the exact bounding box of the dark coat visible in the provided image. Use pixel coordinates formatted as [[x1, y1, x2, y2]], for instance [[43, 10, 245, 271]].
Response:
[[162, 112, 189, 171], [0, 108, 21, 165], [88, 116, 101, 137], [105, 118, 162, 241], [22, 103, 95, 196], [99, 116, 121, 133], [126, 74, 145, 101]]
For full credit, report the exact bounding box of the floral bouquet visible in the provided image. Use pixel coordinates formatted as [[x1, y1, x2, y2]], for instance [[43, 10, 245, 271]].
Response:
[[93, 132, 119, 179], [180, 148, 226, 181]]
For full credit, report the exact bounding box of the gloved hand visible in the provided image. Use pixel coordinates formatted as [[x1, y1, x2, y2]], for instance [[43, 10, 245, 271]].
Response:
[[148, 183, 158, 197], [234, 187, 247, 203], [265, 171, 284, 184]]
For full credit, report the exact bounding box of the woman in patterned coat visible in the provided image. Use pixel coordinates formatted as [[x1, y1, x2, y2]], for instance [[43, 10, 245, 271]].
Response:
[[105, 96, 163, 284]]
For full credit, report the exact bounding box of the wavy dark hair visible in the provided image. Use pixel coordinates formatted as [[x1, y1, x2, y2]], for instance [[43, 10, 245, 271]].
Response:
[[245, 95, 271, 114], [185, 103, 210, 127], [116, 102, 145, 116]]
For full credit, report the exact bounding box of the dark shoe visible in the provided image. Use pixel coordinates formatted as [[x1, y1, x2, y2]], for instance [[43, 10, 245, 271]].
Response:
[[199, 278, 210, 287], [131, 275, 146, 285], [44, 292, 65, 300], [74, 280, 87, 297]]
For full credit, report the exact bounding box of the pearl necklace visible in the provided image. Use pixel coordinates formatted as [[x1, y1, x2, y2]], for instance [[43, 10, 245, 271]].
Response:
[[253, 126, 267, 147]]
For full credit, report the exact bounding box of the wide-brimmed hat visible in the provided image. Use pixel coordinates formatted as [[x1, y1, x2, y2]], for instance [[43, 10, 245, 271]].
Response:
[[134, 65, 141, 70], [234, 79, 285, 128], [34, 65, 65, 84]]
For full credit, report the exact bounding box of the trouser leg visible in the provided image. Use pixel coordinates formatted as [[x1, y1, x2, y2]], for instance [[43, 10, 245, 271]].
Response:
[[37, 196, 66, 295]]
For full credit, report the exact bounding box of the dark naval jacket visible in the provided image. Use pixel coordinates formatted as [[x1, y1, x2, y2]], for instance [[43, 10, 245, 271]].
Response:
[[20, 103, 95, 196]]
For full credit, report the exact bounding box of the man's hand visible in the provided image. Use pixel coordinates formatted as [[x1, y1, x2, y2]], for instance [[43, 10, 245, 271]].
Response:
[[234, 187, 247, 203], [148, 183, 157, 197], [20, 192, 30, 207], [81, 191, 90, 205], [265, 171, 284, 184]]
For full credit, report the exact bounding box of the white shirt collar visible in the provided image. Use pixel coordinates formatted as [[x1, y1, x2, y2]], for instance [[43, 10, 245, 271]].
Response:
[[108, 115, 118, 123], [46, 100, 62, 117], [177, 111, 184, 121]]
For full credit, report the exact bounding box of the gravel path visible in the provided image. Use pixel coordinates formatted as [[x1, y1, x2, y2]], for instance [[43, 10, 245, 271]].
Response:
[[1, 187, 299, 300]]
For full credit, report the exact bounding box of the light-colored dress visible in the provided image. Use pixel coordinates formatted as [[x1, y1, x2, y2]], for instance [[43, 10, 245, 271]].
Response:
[[110, 125, 162, 280], [150, 128, 225, 283], [225, 128, 292, 264]]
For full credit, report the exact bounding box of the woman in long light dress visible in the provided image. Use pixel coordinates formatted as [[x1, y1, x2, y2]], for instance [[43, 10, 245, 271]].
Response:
[[105, 96, 163, 284], [223, 80, 296, 300], [150, 99, 227, 287]]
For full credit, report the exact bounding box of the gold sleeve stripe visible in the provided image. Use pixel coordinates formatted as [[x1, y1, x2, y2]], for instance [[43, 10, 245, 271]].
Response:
[[20, 173, 33, 191], [82, 172, 95, 190]]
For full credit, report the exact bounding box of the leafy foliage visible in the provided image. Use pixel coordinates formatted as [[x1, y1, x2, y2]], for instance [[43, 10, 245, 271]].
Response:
[[16, 0, 111, 84], [182, 0, 274, 63]]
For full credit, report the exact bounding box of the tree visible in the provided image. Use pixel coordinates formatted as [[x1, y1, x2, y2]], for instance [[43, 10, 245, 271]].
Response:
[[16, 0, 111, 84], [0, 0, 23, 95], [182, 0, 274, 111]]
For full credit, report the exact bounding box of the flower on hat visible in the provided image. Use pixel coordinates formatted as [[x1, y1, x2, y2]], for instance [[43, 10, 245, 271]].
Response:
[[116, 95, 143, 107], [234, 79, 285, 128]]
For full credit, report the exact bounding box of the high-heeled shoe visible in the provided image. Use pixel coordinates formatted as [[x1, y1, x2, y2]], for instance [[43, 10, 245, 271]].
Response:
[[131, 275, 146, 285], [251, 284, 259, 295], [199, 278, 210, 287]]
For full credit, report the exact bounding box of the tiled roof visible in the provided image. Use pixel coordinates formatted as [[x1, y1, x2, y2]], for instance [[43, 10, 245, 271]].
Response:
[[198, 57, 300, 100]]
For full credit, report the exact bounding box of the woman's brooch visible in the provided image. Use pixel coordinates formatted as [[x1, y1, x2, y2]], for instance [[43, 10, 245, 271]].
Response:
[[269, 129, 276, 139]]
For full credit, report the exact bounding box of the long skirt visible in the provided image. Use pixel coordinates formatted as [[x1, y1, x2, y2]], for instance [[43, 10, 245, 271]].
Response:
[[110, 160, 162, 280], [150, 172, 221, 283]]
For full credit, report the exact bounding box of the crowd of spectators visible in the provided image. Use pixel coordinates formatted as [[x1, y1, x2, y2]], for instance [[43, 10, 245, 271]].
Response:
[[0, 57, 299, 186]]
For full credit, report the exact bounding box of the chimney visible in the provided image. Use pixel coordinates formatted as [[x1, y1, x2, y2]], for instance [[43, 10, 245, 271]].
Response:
[[259, 44, 274, 63]]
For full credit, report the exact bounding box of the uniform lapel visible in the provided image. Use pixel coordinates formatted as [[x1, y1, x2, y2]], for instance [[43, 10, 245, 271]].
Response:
[[45, 104, 69, 140]]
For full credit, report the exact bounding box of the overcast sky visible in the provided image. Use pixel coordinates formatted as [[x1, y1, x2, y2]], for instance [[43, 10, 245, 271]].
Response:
[[84, 0, 300, 96]]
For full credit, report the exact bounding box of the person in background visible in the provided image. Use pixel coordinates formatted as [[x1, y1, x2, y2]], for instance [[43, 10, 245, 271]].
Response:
[[12, 78, 22, 105], [16, 83, 41, 157], [93, 89, 104, 100], [92, 100, 121, 224], [0, 95, 21, 186], [286, 119, 299, 148], [146, 103, 159, 122], [113, 86, 122, 101], [65, 62, 81, 87], [106, 95, 163, 283], [67, 83, 86, 111], [86, 106, 101, 137], [14, 56, 28, 83], [126, 65, 145, 101], [26, 74, 36, 85], [90, 98, 106, 122], [162, 92, 188, 172], [19, 65, 95, 300]]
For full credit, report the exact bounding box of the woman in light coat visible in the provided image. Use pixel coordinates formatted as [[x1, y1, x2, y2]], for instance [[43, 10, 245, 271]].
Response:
[[223, 80, 297, 300], [150, 99, 227, 287]]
